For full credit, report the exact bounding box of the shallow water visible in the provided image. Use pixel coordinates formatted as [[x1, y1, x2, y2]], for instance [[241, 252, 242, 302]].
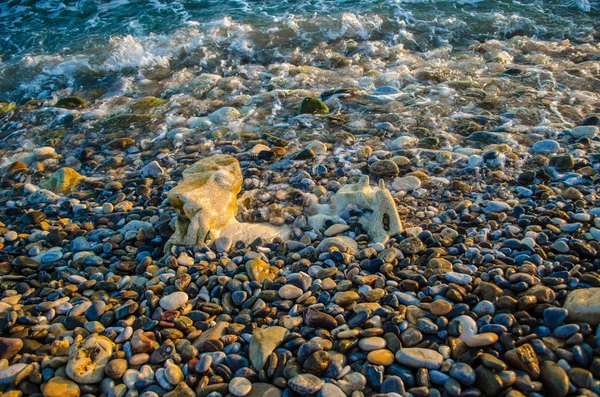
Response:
[[1, 0, 598, 102]]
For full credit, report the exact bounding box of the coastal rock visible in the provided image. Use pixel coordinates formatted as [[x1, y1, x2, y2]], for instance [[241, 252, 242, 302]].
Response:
[[55, 97, 87, 109], [571, 125, 598, 138], [66, 335, 115, 383], [40, 167, 85, 194], [165, 155, 289, 250], [311, 176, 402, 243], [288, 374, 323, 394], [231, 383, 281, 397], [531, 139, 560, 154]]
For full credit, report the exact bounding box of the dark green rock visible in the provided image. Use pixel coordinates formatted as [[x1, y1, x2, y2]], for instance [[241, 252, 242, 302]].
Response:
[[55, 97, 88, 109], [298, 97, 328, 115]]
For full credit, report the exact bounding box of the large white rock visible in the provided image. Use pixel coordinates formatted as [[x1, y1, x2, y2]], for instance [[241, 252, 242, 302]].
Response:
[[67, 335, 114, 384], [166, 155, 289, 251], [309, 176, 402, 244]]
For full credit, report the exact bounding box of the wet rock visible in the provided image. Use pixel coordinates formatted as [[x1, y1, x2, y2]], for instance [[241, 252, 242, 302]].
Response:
[[41, 167, 85, 194], [299, 97, 328, 115]]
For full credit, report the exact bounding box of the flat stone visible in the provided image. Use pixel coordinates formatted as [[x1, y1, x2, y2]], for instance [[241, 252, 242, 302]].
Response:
[[141, 161, 165, 177], [193, 322, 229, 349], [317, 383, 346, 397], [430, 300, 453, 316], [395, 348, 444, 369], [229, 377, 252, 397], [445, 271, 472, 285], [159, 292, 188, 310], [324, 224, 350, 237], [0, 363, 30, 385], [531, 139, 560, 154], [249, 326, 289, 371], [466, 333, 498, 347], [288, 374, 324, 394], [485, 201, 510, 213], [563, 288, 600, 325], [571, 125, 598, 138], [367, 349, 395, 366], [229, 383, 281, 397], [392, 176, 421, 191], [358, 337, 386, 351], [279, 285, 303, 300], [335, 291, 359, 306], [317, 236, 358, 255]]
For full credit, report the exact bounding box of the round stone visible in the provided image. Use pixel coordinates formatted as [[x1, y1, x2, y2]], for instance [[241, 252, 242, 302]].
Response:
[[3, 231, 18, 242], [43, 377, 80, 397], [358, 337, 386, 351], [392, 176, 421, 191], [445, 272, 472, 285], [159, 292, 188, 310], [229, 377, 252, 397], [531, 139, 560, 154], [317, 383, 346, 397], [279, 285, 303, 300], [367, 349, 395, 365], [370, 160, 399, 176], [105, 359, 127, 379], [288, 374, 324, 394], [430, 300, 453, 316]]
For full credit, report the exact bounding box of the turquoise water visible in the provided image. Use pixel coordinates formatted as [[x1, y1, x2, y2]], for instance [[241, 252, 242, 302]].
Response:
[[0, 0, 597, 102]]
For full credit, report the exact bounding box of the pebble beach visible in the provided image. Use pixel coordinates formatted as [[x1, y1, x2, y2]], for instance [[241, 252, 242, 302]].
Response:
[[1, 1, 600, 397]]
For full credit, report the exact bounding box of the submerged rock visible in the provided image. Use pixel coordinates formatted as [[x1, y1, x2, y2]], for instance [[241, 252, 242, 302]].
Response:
[[299, 97, 329, 115], [40, 167, 85, 194]]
